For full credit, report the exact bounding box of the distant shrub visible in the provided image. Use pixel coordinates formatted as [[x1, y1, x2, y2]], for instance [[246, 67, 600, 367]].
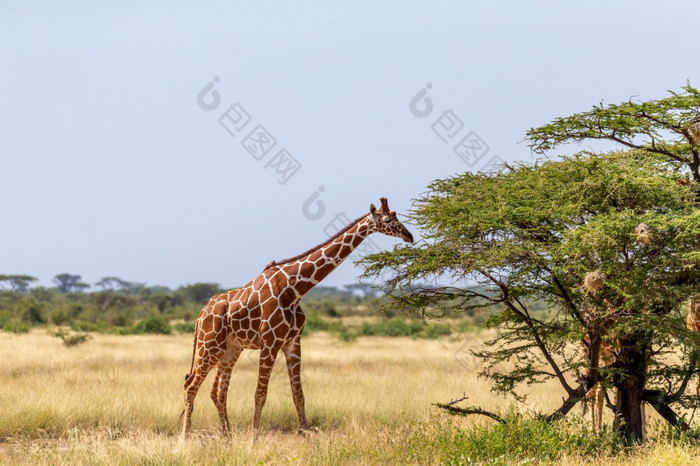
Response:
[[303, 313, 345, 334], [49, 309, 69, 326], [359, 318, 423, 337], [63, 334, 90, 346], [52, 329, 90, 347], [319, 302, 339, 317], [18, 298, 46, 324], [337, 328, 357, 342], [422, 323, 452, 339], [456, 320, 480, 333], [3, 320, 30, 333], [174, 321, 195, 334], [71, 321, 108, 333], [109, 313, 129, 327], [130, 315, 171, 335]]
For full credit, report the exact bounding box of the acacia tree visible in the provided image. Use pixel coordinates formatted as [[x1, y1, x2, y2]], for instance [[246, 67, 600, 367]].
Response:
[[53, 273, 90, 293], [526, 83, 700, 180], [361, 86, 700, 441], [0, 274, 37, 292]]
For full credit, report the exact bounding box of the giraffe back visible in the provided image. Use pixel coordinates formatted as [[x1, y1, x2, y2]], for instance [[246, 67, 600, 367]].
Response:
[[195, 267, 305, 351]]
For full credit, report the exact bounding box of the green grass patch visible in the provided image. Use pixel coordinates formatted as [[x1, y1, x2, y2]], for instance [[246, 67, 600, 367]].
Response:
[[405, 415, 624, 463]]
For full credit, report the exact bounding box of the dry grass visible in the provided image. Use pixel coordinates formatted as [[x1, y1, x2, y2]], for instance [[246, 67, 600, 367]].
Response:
[[0, 330, 699, 464]]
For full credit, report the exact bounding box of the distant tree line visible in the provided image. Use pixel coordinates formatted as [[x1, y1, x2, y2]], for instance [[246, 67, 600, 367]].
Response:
[[0, 273, 383, 335]]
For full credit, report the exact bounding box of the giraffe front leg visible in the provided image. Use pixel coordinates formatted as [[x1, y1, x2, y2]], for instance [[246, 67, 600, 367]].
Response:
[[210, 346, 243, 437], [284, 335, 309, 432], [594, 385, 604, 431], [252, 345, 280, 442]]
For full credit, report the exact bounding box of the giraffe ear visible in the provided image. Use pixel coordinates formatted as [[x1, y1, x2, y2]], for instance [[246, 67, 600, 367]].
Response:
[[370, 203, 377, 214]]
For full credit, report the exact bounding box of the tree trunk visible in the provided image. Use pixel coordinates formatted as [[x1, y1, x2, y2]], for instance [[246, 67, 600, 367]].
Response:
[[612, 334, 649, 441]]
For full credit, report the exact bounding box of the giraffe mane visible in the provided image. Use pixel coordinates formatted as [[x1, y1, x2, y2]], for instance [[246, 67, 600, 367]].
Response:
[[264, 215, 368, 270]]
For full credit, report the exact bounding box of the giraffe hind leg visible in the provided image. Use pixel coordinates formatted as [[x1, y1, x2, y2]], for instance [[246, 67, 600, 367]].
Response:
[[210, 346, 243, 437], [181, 359, 215, 439], [181, 343, 226, 438]]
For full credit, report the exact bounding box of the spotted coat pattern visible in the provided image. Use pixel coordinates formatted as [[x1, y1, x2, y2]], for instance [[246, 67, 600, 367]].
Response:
[[688, 298, 700, 396], [181, 198, 413, 440], [580, 336, 617, 431]]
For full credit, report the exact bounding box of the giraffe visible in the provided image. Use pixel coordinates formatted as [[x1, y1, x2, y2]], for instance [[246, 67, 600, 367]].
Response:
[[580, 271, 620, 431], [180, 198, 413, 440], [687, 298, 700, 396], [580, 335, 616, 430], [580, 270, 648, 434]]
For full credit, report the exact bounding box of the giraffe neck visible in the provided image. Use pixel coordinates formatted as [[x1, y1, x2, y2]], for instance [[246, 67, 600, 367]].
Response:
[[689, 299, 700, 331], [278, 216, 373, 299]]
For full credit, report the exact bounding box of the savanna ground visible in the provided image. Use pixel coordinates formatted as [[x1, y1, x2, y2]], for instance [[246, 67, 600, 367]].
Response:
[[2, 330, 700, 465]]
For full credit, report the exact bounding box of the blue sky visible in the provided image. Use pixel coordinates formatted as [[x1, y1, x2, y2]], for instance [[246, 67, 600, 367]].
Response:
[[1, 1, 699, 289]]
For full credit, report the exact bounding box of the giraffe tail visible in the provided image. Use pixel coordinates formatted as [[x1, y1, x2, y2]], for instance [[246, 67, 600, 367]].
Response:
[[184, 320, 198, 383]]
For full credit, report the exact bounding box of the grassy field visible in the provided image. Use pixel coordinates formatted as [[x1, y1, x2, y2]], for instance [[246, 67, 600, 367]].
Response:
[[1, 330, 700, 465]]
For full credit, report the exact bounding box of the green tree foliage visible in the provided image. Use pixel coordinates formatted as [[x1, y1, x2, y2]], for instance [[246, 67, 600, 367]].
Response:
[[18, 297, 46, 324], [130, 315, 171, 335], [53, 273, 90, 293], [526, 83, 700, 180], [176, 283, 222, 303], [0, 275, 38, 292], [362, 85, 700, 441], [94, 277, 145, 293]]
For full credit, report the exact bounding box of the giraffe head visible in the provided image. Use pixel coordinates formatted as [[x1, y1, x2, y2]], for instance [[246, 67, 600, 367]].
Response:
[[368, 198, 414, 243]]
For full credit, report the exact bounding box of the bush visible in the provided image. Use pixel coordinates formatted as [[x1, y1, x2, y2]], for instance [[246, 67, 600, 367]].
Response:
[[49, 309, 69, 326], [422, 323, 452, 339], [319, 302, 339, 317], [3, 320, 30, 333], [407, 414, 621, 464], [62, 333, 90, 346], [130, 315, 171, 335], [18, 298, 46, 324], [359, 318, 424, 337], [303, 313, 345, 334], [173, 321, 195, 334], [109, 313, 130, 327], [71, 321, 108, 333], [337, 327, 358, 342], [52, 329, 90, 347]]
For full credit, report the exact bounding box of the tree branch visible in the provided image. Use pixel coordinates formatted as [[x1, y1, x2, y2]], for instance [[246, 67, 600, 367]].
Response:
[[434, 394, 506, 424], [668, 349, 700, 402], [497, 295, 575, 396], [644, 389, 693, 432], [542, 386, 587, 421], [550, 274, 585, 326]]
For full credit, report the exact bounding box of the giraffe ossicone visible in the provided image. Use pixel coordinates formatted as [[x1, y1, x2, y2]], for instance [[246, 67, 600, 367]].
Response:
[[180, 198, 413, 441]]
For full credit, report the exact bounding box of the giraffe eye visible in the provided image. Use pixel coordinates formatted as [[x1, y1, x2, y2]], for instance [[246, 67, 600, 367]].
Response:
[[384, 217, 392, 223]]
